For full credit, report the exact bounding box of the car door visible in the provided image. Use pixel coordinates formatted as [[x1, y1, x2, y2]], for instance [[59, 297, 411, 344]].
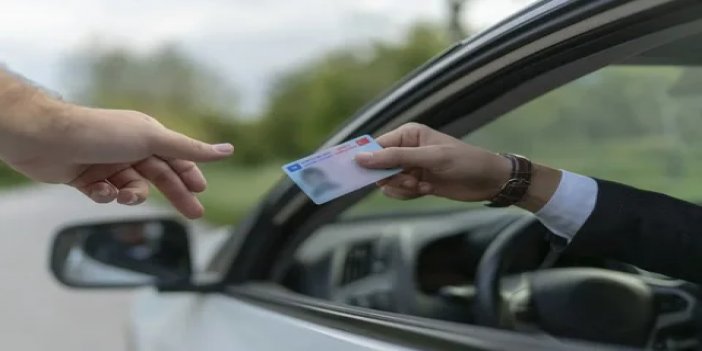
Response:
[[90, 0, 702, 350]]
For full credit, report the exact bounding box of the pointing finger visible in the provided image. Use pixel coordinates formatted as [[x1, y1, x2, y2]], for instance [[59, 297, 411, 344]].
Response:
[[151, 129, 234, 163]]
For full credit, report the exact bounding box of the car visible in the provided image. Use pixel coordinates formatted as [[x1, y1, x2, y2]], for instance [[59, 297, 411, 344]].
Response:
[[48, 0, 702, 350]]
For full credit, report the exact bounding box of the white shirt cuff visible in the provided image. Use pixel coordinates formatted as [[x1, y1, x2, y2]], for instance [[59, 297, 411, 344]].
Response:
[[535, 170, 598, 242]]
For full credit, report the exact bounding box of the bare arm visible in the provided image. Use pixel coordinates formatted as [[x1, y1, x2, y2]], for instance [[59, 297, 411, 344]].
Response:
[[0, 67, 234, 219]]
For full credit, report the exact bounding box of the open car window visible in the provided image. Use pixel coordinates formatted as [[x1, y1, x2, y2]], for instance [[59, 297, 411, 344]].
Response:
[[347, 64, 702, 219], [468, 64, 702, 201]]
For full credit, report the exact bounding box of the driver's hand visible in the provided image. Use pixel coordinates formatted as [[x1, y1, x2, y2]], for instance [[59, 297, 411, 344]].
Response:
[[355, 123, 511, 202]]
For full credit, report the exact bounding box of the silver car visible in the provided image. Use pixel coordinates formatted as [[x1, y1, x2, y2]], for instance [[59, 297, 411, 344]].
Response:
[[50, 0, 702, 350]]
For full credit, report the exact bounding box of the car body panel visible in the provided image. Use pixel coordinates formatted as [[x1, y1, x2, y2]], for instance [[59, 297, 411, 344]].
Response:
[[130, 291, 414, 351]]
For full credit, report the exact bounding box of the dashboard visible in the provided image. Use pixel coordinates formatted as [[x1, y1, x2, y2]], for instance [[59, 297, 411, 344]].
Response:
[[287, 208, 550, 320]]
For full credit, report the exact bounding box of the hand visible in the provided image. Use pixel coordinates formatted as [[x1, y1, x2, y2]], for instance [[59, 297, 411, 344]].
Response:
[[0, 104, 233, 219], [354, 123, 511, 202], [355, 123, 561, 211]]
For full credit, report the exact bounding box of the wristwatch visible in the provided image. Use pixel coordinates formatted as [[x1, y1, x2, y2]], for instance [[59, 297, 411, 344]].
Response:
[[485, 153, 532, 208]]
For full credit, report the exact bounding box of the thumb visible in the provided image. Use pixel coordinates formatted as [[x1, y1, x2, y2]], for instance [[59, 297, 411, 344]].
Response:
[[151, 129, 234, 162], [355, 146, 440, 170]]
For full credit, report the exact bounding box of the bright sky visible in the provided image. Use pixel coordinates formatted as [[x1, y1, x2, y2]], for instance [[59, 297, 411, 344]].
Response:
[[0, 0, 535, 114]]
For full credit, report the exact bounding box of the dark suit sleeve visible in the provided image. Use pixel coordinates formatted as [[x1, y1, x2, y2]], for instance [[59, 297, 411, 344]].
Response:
[[567, 179, 702, 283]]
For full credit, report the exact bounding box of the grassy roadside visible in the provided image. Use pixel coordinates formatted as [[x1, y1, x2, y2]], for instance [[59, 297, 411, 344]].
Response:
[[196, 163, 284, 225], [0, 165, 30, 188]]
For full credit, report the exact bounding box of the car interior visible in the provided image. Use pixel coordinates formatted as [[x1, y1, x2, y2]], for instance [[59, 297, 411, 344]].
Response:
[[278, 32, 702, 350]]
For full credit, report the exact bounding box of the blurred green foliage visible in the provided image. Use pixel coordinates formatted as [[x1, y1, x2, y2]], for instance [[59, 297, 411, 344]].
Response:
[[255, 23, 449, 160], [67, 45, 239, 141]]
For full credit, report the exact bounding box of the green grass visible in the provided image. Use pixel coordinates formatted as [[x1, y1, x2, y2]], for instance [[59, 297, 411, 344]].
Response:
[[196, 163, 284, 225], [0, 164, 30, 188]]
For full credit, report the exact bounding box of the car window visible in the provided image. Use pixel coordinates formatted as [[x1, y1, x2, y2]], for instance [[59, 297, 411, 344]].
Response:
[[285, 63, 702, 319], [346, 64, 702, 218]]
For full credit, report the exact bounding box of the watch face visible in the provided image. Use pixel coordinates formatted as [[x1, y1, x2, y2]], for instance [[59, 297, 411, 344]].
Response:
[[506, 178, 531, 187]]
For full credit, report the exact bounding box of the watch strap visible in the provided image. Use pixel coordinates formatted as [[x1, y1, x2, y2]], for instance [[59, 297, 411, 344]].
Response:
[[485, 153, 532, 208]]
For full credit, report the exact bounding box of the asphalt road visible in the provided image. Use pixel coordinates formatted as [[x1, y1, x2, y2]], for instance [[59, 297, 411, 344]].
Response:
[[0, 184, 179, 351]]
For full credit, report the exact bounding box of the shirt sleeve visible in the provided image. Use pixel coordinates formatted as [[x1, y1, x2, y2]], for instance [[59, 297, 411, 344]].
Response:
[[534, 170, 598, 242]]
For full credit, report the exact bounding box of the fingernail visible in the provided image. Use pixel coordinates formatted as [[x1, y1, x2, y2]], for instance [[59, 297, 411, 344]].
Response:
[[213, 143, 234, 154], [355, 152, 373, 163], [419, 182, 432, 194], [126, 194, 139, 205], [90, 189, 112, 203], [91, 187, 110, 199]]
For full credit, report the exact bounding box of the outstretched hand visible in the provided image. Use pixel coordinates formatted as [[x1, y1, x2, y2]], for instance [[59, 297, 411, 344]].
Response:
[[1, 105, 233, 219]]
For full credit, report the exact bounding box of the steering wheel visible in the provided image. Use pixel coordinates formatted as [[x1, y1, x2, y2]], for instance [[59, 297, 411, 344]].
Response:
[[473, 215, 700, 348]]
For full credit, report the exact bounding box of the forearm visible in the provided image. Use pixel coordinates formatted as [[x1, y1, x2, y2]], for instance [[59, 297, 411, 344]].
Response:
[[0, 68, 68, 160], [0, 68, 47, 121]]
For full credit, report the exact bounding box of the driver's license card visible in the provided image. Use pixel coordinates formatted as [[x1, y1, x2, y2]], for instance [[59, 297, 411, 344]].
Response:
[[282, 135, 401, 205]]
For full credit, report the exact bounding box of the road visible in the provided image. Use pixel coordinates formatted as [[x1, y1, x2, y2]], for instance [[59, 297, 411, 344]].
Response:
[[0, 184, 185, 351]]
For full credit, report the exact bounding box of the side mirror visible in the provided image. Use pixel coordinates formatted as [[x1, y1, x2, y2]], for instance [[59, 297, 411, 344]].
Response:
[[50, 219, 192, 288]]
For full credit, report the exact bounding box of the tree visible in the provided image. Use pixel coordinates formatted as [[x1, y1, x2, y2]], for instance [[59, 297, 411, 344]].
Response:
[[65, 44, 239, 141], [259, 23, 450, 160]]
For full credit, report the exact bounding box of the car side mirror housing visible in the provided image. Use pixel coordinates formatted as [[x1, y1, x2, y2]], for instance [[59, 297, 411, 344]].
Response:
[[50, 218, 193, 289]]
